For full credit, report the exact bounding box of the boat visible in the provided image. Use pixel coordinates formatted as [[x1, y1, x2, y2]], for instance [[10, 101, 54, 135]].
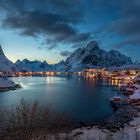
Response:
[[110, 92, 140, 108]]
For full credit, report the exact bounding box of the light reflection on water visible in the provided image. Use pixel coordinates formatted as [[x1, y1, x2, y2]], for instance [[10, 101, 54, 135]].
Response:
[[0, 76, 123, 124]]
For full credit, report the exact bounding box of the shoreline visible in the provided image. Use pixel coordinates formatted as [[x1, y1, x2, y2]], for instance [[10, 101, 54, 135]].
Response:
[[0, 76, 140, 139], [69, 108, 140, 140], [0, 77, 21, 92], [0, 84, 21, 91]]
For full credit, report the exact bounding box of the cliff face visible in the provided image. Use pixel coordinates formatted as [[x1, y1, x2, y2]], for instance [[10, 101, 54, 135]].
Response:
[[0, 46, 18, 72]]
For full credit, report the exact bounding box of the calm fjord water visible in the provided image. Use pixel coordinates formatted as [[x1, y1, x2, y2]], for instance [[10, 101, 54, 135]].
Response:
[[0, 75, 122, 123]]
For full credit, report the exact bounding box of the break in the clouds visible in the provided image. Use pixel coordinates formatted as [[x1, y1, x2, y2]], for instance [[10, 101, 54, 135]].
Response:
[[0, 0, 91, 49]]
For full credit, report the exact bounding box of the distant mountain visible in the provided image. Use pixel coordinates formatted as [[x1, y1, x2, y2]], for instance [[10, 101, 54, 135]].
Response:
[[50, 60, 65, 71], [15, 59, 65, 72], [0, 46, 18, 72], [65, 41, 132, 71], [16, 59, 50, 72]]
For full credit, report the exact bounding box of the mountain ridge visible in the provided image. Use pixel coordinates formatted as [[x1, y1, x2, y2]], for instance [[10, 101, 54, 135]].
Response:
[[16, 41, 133, 72], [0, 41, 134, 72], [64, 41, 132, 71], [15, 59, 65, 72]]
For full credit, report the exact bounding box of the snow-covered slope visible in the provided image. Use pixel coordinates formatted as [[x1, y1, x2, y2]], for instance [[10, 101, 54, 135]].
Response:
[[65, 41, 132, 71], [110, 64, 140, 71], [15, 59, 65, 72], [50, 60, 65, 71], [16, 59, 51, 72], [0, 78, 16, 88], [0, 46, 18, 72]]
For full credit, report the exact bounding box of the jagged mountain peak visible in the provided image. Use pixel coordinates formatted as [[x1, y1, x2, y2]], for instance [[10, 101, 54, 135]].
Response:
[[65, 40, 132, 71], [0, 45, 5, 55], [57, 60, 65, 65], [85, 40, 99, 50]]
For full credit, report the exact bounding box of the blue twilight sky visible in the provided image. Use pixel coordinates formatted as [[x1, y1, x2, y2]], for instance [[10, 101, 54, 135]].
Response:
[[0, 0, 140, 64]]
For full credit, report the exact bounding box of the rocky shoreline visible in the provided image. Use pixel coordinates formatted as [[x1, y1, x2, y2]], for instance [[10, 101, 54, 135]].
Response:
[[70, 105, 140, 140], [0, 84, 21, 91], [97, 105, 139, 132], [0, 77, 21, 91], [76, 104, 139, 133]]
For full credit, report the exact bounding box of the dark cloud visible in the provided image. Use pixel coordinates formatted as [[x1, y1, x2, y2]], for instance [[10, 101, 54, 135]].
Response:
[[1, 0, 139, 51], [60, 50, 72, 57], [113, 37, 140, 48], [0, 0, 91, 49], [94, 0, 140, 48], [48, 0, 80, 7], [47, 0, 85, 21], [108, 18, 140, 37]]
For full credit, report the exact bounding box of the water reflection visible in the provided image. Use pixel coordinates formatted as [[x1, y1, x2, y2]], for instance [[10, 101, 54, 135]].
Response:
[[0, 76, 123, 123]]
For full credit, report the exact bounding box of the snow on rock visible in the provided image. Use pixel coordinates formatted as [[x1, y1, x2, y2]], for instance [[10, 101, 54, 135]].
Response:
[[0, 45, 18, 72], [15, 59, 65, 72], [110, 64, 140, 71], [32, 123, 140, 140], [69, 125, 140, 140], [70, 127, 107, 140], [15, 59, 51, 72], [50, 60, 65, 72], [0, 77, 16, 88], [65, 41, 132, 72]]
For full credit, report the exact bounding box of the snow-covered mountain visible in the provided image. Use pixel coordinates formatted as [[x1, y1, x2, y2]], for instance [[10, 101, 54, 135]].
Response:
[[0, 46, 18, 72], [65, 41, 132, 71], [15, 59, 65, 72], [50, 60, 65, 71], [16, 59, 50, 72], [15, 40, 134, 72]]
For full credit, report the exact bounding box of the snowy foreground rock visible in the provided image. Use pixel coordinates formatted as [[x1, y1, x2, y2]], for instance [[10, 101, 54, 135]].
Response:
[[32, 118, 140, 140], [69, 123, 140, 140], [0, 77, 17, 89], [33, 123, 140, 140], [32, 113, 140, 140]]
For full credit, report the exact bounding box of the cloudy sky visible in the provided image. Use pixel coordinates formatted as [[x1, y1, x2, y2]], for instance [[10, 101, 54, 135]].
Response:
[[0, 0, 140, 63]]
